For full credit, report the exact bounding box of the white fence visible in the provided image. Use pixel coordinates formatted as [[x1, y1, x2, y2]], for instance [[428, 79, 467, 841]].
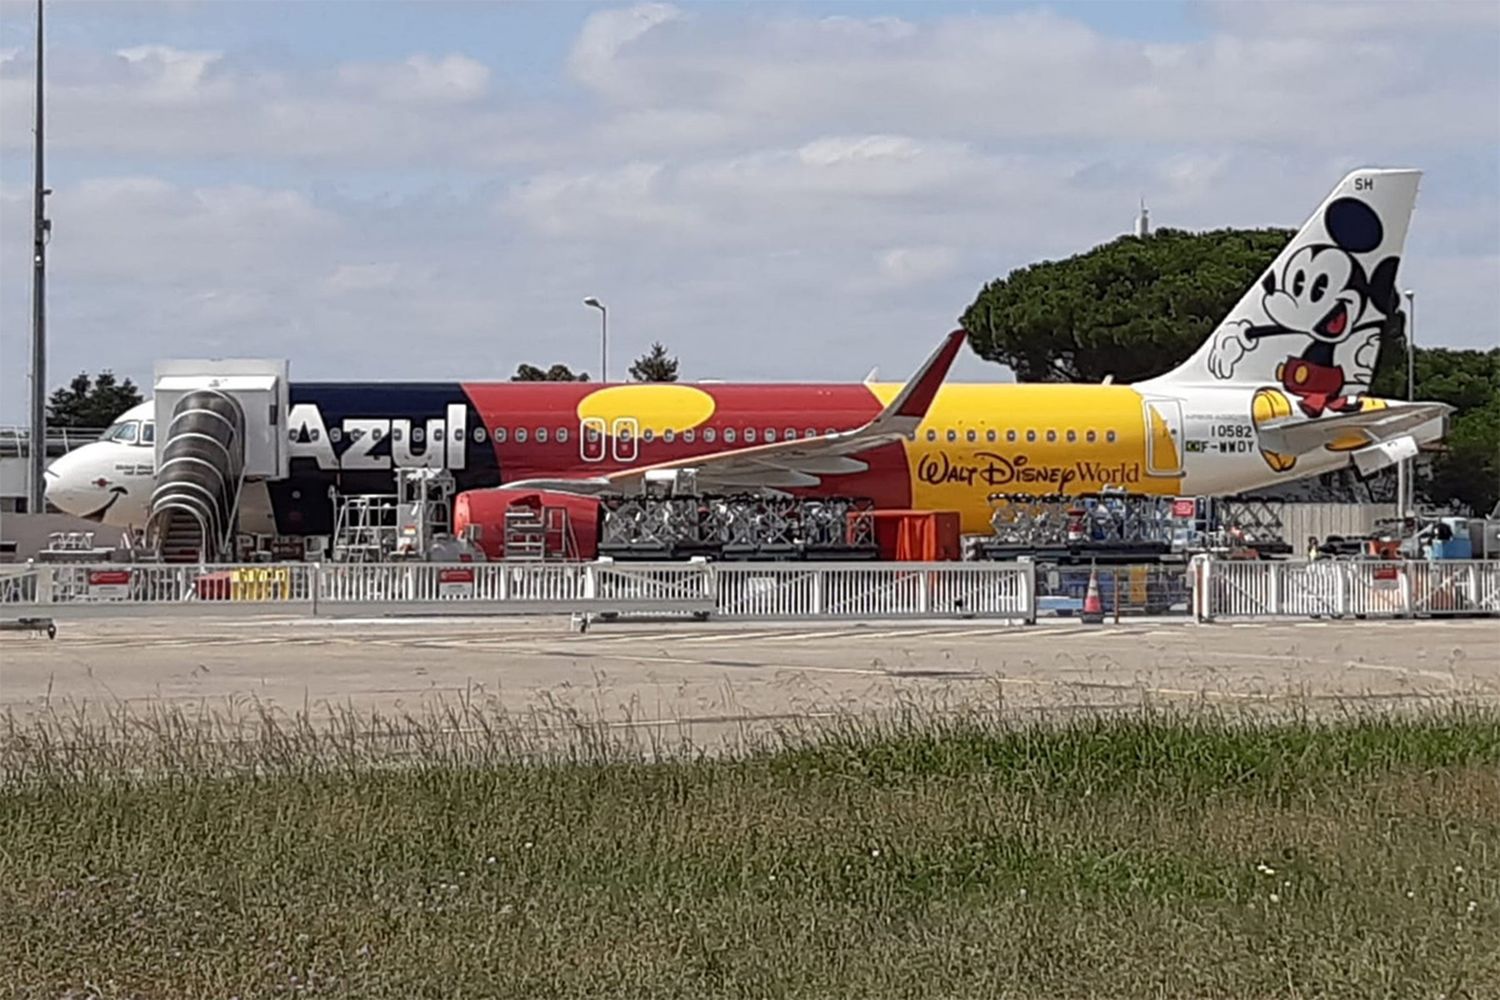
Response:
[[6, 558, 1497, 624], [1192, 557, 1500, 621], [0, 560, 1036, 622]]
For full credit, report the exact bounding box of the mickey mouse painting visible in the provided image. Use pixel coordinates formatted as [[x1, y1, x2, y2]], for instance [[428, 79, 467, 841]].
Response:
[[1209, 197, 1401, 417]]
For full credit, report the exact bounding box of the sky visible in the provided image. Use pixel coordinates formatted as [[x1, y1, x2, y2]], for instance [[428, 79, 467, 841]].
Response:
[[0, 0, 1496, 420]]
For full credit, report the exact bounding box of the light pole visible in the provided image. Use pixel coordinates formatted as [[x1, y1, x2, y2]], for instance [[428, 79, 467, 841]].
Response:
[[28, 0, 49, 514], [583, 297, 607, 382], [1401, 288, 1416, 530], [1403, 289, 1415, 403]]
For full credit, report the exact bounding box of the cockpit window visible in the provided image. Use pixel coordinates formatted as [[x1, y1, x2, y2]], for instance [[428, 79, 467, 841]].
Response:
[[102, 421, 140, 444], [140, 422, 155, 444]]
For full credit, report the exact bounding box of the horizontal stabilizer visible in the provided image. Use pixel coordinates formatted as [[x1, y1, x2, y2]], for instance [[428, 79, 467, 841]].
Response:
[[1352, 435, 1419, 476], [1257, 402, 1450, 456]]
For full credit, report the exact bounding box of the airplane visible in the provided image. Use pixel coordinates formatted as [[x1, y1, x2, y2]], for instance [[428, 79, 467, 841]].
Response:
[[44, 168, 1450, 558]]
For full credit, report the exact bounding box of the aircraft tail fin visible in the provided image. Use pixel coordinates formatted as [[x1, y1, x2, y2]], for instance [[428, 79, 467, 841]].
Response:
[[1151, 168, 1420, 400]]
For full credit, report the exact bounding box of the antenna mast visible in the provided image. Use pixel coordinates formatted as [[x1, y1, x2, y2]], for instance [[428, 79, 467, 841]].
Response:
[[28, 0, 50, 513]]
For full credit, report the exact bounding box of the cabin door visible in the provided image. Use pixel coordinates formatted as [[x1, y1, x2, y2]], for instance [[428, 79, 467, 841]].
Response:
[[1142, 398, 1184, 477]]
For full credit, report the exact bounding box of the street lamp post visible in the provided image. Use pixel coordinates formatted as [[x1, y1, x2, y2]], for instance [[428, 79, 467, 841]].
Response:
[[583, 297, 607, 382], [1403, 289, 1415, 404], [1401, 288, 1416, 531]]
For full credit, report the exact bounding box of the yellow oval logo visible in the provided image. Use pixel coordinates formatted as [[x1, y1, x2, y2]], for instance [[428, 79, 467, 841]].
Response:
[[576, 384, 716, 434]]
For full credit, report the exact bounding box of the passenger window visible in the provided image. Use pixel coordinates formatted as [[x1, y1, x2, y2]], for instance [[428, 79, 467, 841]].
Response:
[[515, 428, 528, 443], [926, 429, 937, 442], [1067, 430, 1077, 443], [946, 429, 956, 442], [704, 428, 717, 443], [642, 428, 655, 443], [1106, 430, 1117, 443], [585, 425, 599, 443], [391, 426, 405, 442], [557, 427, 569, 444], [1086, 430, 1097, 443], [986, 430, 996, 443], [473, 428, 487, 443], [825, 428, 836, 436], [966, 430, 977, 443], [744, 428, 756, 443], [536, 427, 548, 443], [805, 428, 816, 439], [664, 429, 676, 444], [1007, 430, 1017, 443], [785, 428, 797, 441], [1046, 430, 1057, 443], [765, 428, 776, 443], [724, 428, 737, 444], [684, 428, 696, 443], [1026, 430, 1037, 443]]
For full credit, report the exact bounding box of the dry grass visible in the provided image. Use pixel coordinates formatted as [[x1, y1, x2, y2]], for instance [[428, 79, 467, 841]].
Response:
[[1, 701, 1497, 999]]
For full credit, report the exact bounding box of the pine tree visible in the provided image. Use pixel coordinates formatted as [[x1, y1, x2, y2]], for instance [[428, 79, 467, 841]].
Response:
[[47, 371, 143, 428], [629, 342, 679, 383], [511, 364, 589, 382]]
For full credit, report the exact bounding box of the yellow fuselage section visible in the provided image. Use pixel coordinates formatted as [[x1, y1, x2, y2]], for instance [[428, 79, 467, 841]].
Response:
[[870, 383, 1186, 534]]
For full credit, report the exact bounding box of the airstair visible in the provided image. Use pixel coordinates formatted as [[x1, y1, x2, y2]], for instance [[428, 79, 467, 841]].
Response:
[[146, 390, 246, 562], [144, 361, 289, 563]]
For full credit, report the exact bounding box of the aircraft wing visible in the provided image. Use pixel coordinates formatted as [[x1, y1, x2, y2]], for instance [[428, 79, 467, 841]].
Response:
[[505, 330, 965, 496], [1257, 401, 1452, 456]]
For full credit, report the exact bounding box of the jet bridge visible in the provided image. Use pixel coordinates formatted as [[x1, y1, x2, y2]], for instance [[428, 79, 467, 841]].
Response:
[[146, 360, 288, 562]]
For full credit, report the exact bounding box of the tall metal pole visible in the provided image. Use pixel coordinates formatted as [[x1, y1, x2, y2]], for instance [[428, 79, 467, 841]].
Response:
[[584, 297, 607, 382], [1404, 290, 1416, 404], [1403, 289, 1416, 523], [28, 0, 49, 514]]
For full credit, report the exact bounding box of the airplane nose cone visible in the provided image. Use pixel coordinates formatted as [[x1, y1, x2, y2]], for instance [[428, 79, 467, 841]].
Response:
[[43, 450, 94, 518]]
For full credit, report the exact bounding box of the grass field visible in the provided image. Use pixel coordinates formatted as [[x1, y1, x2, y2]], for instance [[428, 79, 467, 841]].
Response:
[[2, 703, 1498, 999]]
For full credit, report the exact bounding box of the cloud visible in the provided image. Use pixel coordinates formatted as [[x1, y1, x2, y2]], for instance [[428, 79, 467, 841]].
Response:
[[337, 53, 491, 104], [568, 3, 684, 95], [0, 1, 1495, 419], [114, 44, 227, 103], [877, 246, 960, 287]]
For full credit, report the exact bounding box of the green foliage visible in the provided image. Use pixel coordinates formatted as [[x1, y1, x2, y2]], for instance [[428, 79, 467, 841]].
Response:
[[1403, 348, 1499, 515], [511, 363, 589, 382], [45, 371, 142, 428], [963, 228, 1493, 513], [3, 706, 1498, 998], [961, 227, 1298, 383], [629, 342, 679, 383]]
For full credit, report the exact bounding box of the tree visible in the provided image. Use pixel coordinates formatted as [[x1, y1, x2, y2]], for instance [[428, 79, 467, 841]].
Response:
[[961, 227, 1299, 383], [47, 371, 142, 428], [962, 228, 1495, 514], [629, 342, 679, 383], [511, 363, 589, 382], [1375, 347, 1499, 516]]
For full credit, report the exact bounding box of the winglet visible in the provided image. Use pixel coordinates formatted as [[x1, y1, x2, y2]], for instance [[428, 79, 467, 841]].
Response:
[[884, 330, 966, 423]]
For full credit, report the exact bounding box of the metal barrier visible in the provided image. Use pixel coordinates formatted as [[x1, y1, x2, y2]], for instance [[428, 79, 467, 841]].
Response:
[[1193, 557, 1500, 621], [1, 559, 1035, 622], [714, 563, 1035, 621], [8, 557, 1492, 624]]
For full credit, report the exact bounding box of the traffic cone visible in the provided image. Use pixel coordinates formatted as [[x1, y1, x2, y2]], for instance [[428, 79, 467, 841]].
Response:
[[1081, 564, 1105, 624]]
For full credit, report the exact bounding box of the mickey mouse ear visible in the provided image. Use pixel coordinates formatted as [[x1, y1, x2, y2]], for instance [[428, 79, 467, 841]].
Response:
[[1324, 197, 1384, 254]]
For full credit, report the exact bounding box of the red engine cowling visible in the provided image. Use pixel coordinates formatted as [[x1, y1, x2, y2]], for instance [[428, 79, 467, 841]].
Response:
[[453, 488, 602, 561]]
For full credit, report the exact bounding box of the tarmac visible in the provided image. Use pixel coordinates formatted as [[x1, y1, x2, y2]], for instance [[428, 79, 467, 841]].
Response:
[[2, 614, 1497, 740]]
